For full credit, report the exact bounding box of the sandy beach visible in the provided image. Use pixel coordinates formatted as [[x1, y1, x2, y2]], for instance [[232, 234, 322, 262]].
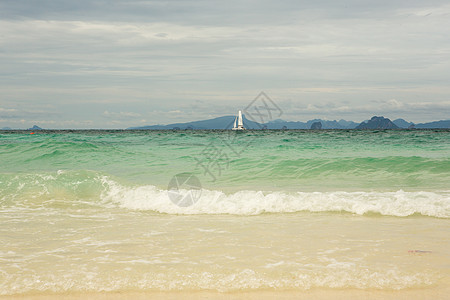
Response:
[[3, 285, 450, 300]]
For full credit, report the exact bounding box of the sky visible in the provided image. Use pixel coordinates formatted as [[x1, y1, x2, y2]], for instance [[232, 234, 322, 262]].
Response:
[[0, 0, 449, 129]]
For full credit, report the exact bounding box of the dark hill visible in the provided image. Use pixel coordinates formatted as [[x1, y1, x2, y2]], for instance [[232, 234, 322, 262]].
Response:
[[355, 116, 399, 129], [27, 125, 43, 130]]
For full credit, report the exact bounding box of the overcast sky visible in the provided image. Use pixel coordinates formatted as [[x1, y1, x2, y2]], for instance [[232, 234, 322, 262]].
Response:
[[0, 0, 449, 128]]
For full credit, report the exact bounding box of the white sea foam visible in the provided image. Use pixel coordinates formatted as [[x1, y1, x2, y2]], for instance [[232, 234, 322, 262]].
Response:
[[99, 176, 450, 218]]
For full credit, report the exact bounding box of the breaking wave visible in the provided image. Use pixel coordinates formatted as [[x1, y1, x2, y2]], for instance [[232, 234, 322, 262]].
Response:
[[1, 171, 449, 218]]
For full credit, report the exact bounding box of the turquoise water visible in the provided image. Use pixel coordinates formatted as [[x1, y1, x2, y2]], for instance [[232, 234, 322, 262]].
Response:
[[1, 129, 449, 191], [0, 130, 449, 295]]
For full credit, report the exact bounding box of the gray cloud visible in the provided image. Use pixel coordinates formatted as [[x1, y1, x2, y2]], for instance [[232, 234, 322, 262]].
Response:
[[0, 0, 449, 128], [2, 1, 448, 24]]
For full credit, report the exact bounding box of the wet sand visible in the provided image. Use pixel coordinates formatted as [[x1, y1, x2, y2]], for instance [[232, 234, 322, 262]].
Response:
[[3, 286, 450, 300]]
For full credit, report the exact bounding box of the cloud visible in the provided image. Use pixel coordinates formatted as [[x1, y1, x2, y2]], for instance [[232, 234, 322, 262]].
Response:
[[386, 99, 404, 109], [0, 1, 449, 127], [0, 107, 19, 119], [0, 107, 17, 113], [103, 111, 141, 119]]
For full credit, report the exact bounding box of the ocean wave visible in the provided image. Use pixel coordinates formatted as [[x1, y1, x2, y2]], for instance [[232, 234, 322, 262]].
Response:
[[101, 176, 450, 218], [1, 171, 449, 218]]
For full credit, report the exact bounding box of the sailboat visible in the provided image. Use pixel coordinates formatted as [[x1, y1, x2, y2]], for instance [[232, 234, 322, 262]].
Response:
[[232, 110, 245, 130]]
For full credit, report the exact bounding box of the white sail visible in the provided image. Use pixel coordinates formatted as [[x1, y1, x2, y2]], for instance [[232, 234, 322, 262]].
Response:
[[232, 110, 245, 130], [238, 110, 243, 127]]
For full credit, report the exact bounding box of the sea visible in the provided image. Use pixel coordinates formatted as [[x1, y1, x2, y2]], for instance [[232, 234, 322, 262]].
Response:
[[0, 129, 449, 296]]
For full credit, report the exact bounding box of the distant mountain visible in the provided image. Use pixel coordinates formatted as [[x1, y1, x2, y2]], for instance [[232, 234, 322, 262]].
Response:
[[355, 116, 399, 129], [129, 117, 361, 130], [265, 119, 358, 129], [264, 120, 307, 129], [337, 119, 357, 127], [393, 118, 414, 128], [27, 125, 43, 130], [310, 121, 322, 130], [128, 116, 449, 130], [128, 115, 262, 130], [1, 127, 12, 130], [415, 120, 450, 129], [307, 119, 359, 129]]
